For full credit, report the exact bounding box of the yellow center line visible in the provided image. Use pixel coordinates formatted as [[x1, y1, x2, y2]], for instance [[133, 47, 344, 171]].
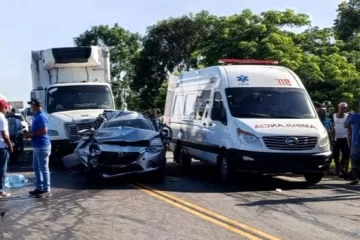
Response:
[[132, 184, 261, 240], [132, 183, 282, 240]]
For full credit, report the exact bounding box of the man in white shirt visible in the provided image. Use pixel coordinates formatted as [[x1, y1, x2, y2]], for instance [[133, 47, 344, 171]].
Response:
[[0, 99, 12, 197], [333, 102, 350, 177]]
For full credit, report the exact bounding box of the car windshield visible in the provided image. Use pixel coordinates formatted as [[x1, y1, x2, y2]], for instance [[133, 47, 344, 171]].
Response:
[[101, 119, 154, 130], [225, 87, 316, 119], [47, 85, 115, 114]]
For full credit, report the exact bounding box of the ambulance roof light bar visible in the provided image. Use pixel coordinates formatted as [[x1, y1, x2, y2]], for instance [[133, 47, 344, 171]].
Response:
[[218, 59, 279, 65]]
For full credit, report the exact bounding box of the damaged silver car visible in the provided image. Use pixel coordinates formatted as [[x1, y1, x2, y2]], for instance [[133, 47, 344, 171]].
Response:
[[62, 110, 172, 186]]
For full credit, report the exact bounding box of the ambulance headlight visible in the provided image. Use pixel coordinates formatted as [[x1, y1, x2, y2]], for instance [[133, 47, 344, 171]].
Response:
[[237, 128, 262, 148]]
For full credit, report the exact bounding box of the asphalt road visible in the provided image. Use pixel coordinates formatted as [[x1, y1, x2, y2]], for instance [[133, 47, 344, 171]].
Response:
[[1, 147, 360, 240]]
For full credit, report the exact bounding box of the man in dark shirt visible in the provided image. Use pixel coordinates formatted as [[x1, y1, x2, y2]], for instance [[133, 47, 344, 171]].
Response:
[[24, 98, 52, 197]]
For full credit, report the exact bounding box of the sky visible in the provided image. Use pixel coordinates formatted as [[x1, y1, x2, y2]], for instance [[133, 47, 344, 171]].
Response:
[[0, 0, 344, 109]]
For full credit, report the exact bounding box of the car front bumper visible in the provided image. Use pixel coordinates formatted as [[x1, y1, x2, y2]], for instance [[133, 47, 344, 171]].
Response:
[[228, 149, 332, 174], [91, 148, 166, 179]]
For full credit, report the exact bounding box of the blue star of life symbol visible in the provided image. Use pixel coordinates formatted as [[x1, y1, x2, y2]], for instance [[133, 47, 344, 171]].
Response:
[[237, 75, 249, 82]]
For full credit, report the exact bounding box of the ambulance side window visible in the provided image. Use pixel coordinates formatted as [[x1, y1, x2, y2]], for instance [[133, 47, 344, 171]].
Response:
[[184, 94, 197, 117], [172, 94, 185, 117], [195, 90, 211, 120], [211, 92, 227, 125]]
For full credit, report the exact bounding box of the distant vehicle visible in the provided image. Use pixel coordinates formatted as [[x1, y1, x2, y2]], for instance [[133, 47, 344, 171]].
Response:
[[14, 113, 29, 132], [30, 46, 115, 157], [7, 113, 29, 132], [62, 110, 172, 187], [165, 59, 332, 185], [23, 108, 33, 127]]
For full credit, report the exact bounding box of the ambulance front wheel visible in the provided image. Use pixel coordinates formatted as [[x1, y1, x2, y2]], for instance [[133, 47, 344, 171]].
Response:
[[304, 172, 324, 185]]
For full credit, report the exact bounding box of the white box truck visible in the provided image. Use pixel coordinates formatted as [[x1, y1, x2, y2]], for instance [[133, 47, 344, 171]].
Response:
[[30, 46, 116, 156]]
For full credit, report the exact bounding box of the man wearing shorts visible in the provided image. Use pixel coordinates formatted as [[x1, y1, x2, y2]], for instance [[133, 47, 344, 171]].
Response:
[[345, 102, 360, 185]]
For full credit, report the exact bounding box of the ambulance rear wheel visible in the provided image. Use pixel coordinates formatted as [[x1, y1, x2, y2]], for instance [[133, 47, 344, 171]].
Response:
[[179, 147, 191, 170]]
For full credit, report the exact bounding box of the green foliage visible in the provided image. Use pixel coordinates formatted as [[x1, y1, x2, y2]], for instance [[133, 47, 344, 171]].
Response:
[[74, 24, 141, 108], [74, 4, 360, 111], [334, 0, 360, 41]]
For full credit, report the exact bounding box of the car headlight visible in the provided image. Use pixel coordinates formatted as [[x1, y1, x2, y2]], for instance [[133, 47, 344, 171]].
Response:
[[89, 144, 101, 156], [319, 132, 330, 147], [149, 138, 162, 146], [237, 128, 262, 148], [48, 130, 59, 136]]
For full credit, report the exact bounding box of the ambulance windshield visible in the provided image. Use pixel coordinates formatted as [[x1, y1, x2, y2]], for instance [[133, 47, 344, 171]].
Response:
[[225, 87, 316, 119]]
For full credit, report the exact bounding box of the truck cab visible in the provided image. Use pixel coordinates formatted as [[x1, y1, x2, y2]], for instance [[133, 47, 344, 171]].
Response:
[[30, 46, 115, 156]]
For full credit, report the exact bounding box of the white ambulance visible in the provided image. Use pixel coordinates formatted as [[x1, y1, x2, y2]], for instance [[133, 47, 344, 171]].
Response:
[[166, 59, 332, 185]]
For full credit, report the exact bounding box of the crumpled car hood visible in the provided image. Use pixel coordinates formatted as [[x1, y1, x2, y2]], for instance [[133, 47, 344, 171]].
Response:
[[94, 127, 159, 143]]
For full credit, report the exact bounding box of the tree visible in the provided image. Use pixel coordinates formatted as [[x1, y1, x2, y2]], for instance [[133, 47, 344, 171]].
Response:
[[199, 9, 360, 105], [73, 7, 360, 111], [334, 0, 360, 41], [74, 24, 141, 108], [131, 11, 219, 110]]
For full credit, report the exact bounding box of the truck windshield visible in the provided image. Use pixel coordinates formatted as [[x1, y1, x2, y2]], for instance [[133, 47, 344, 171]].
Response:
[[47, 85, 115, 114], [225, 87, 316, 119]]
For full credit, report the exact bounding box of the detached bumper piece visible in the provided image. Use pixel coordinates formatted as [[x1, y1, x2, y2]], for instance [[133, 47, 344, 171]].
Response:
[[228, 149, 332, 174]]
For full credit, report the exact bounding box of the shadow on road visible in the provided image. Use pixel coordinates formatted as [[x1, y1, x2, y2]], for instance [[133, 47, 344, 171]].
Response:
[[10, 148, 360, 197]]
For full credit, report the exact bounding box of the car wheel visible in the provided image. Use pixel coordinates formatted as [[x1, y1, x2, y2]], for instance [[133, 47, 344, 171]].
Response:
[[218, 152, 234, 184], [86, 169, 102, 188], [179, 147, 191, 170], [304, 172, 324, 185], [152, 158, 166, 182]]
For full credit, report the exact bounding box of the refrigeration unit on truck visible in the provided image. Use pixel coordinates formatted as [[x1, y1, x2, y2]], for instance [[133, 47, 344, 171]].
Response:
[[30, 46, 116, 155]]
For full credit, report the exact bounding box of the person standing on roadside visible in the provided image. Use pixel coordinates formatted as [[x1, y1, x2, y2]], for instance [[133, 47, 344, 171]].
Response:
[[333, 102, 350, 177], [0, 100, 12, 197], [323, 101, 334, 125], [345, 101, 360, 185], [314, 101, 335, 149], [7, 109, 24, 155], [24, 99, 52, 197], [154, 109, 164, 131]]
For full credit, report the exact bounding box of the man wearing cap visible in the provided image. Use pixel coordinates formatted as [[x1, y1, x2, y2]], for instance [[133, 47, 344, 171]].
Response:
[[345, 101, 360, 185], [24, 98, 52, 197], [0, 100, 12, 197], [333, 102, 350, 177]]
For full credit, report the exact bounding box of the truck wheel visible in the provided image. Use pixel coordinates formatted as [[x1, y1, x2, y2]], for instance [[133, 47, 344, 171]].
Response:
[[179, 147, 191, 170], [304, 172, 323, 185], [218, 152, 234, 184]]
